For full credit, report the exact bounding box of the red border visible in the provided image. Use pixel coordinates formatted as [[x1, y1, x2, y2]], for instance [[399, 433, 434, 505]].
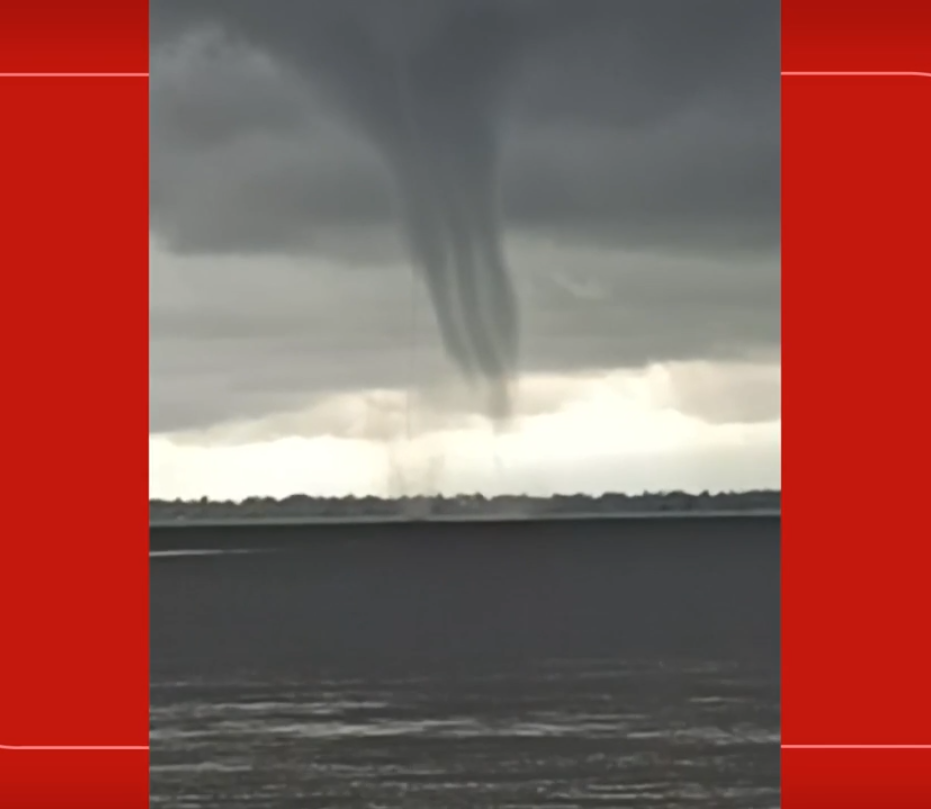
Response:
[[786, 749, 931, 808], [783, 0, 931, 806], [0, 2, 149, 807], [783, 74, 931, 745], [784, 0, 931, 72], [0, 2, 147, 74]]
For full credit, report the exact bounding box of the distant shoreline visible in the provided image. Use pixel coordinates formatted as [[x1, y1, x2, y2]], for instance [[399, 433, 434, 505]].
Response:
[[150, 490, 781, 528], [150, 508, 780, 530]]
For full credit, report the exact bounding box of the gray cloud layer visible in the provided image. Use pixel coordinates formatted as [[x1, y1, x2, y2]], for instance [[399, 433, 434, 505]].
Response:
[[150, 0, 780, 435], [152, 0, 779, 256]]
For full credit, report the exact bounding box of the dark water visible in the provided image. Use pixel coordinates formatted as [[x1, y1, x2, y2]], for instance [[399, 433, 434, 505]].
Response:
[[151, 516, 780, 807]]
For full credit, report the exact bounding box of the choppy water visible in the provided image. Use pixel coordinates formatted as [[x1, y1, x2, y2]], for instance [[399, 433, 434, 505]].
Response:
[[150, 658, 779, 808]]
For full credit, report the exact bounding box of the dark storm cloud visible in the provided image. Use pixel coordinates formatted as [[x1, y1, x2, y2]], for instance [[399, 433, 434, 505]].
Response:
[[149, 0, 780, 435], [151, 0, 779, 255], [149, 243, 779, 434]]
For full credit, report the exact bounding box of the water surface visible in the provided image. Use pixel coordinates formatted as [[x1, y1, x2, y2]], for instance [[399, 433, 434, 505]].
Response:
[[151, 517, 780, 807]]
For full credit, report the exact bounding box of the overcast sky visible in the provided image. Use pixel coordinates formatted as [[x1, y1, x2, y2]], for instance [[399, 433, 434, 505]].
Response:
[[149, 0, 780, 500]]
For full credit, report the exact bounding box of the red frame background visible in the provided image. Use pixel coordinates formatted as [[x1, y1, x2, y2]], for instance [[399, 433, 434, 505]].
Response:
[[783, 1, 931, 806], [0, 0, 929, 806], [0, 2, 149, 807]]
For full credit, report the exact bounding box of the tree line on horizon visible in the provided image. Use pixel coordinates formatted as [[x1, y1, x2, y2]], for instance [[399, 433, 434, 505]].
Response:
[[150, 489, 780, 520]]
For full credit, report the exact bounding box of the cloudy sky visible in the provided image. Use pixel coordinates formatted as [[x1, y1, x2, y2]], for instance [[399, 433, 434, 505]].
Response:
[[149, 0, 780, 500]]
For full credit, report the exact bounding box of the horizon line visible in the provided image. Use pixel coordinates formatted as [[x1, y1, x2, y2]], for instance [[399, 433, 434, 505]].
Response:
[[151, 489, 781, 502]]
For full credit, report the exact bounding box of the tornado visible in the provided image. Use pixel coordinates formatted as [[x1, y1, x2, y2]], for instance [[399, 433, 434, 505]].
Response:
[[392, 6, 523, 397], [210, 0, 527, 417], [155, 0, 532, 418]]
